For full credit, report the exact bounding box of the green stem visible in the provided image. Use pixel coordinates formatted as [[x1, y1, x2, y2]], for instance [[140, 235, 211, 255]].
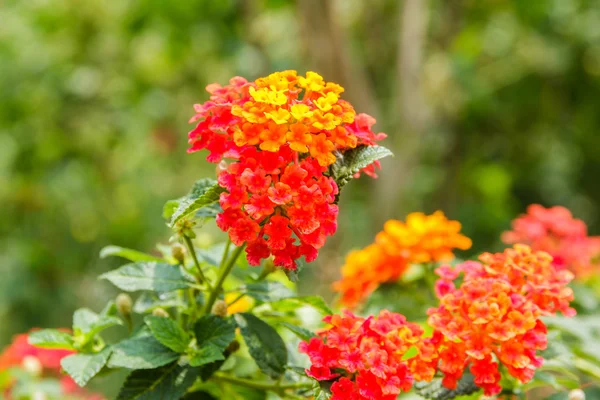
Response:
[[256, 265, 272, 281], [184, 235, 211, 289], [187, 288, 197, 324], [210, 373, 312, 394], [204, 243, 246, 314], [219, 238, 232, 269]]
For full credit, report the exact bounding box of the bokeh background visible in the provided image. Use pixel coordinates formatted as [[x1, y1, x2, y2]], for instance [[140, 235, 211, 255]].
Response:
[[2, 0, 600, 348]]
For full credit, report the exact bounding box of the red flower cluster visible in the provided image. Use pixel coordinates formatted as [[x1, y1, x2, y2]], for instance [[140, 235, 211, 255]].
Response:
[[0, 330, 104, 399], [502, 204, 600, 279], [416, 245, 575, 396], [300, 310, 423, 400], [188, 71, 385, 269]]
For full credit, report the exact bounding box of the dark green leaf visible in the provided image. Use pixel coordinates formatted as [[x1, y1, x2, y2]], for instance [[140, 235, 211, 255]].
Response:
[[169, 179, 225, 227], [109, 329, 179, 369], [61, 347, 112, 387], [414, 372, 480, 400], [145, 316, 190, 353], [100, 262, 195, 292], [244, 281, 294, 302], [117, 363, 199, 400], [100, 246, 164, 262], [279, 322, 317, 341], [73, 308, 122, 347], [194, 315, 236, 352], [330, 145, 393, 191], [234, 313, 287, 379], [28, 329, 75, 350], [189, 345, 225, 367]]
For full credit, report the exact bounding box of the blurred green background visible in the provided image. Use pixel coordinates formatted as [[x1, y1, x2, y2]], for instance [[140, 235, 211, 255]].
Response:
[[2, 0, 600, 346]]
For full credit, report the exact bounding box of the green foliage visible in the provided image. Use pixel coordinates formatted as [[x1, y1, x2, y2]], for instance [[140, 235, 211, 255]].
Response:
[[61, 347, 113, 387], [193, 315, 236, 353], [109, 329, 180, 370], [278, 322, 317, 342], [145, 315, 190, 353], [414, 373, 480, 400], [168, 179, 225, 227], [100, 246, 165, 263], [28, 329, 75, 350], [243, 281, 295, 302], [234, 313, 288, 379], [73, 307, 122, 348], [101, 262, 196, 292], [329, 145, 393, 191], [117, 363, 200, 400]]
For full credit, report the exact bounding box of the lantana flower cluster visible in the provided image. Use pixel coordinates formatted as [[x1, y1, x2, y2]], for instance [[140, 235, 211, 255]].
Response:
[[299, 310, 424, 400], [333, 211, 472, 308], [503, 204, 600, 279], [188, 71, 385, 269], [418, 244, 575, 396], [0, 330, 103, 399]]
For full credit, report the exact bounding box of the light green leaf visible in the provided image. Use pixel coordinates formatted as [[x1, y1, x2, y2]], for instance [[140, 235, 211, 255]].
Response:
[[330, 145, 393, 191], [100, 246, 164, 263], [144, 316, 190, 353], [100, 262, 195, 292], [234, 313, 287, 379], [108, 329, 179, 370], [286, 296, 333, 315], [189, 345, 225, 367], [169, 179, 225, 227], [28, 329, 75, 350], [73, 308, 122, 347], [244, 281, 294, 302], [117, 363, 199, 400], [61, 347, 112, 387], [133, 292, 184, 314], [279, 322, 317, 342], [194, 315, 236, 351]]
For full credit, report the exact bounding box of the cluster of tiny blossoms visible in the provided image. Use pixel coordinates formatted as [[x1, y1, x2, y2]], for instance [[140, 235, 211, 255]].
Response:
[[416, 245, 575, 396], [503, 204, 600, 279], [333, 211, 472, 308], [188, 71, 385, 269], [299, 310, 423, 400], [0, 331, 103, 399]]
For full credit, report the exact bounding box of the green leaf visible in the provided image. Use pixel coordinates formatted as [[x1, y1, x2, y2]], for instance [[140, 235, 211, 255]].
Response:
[[169, 179, 225, 227], [414, 372, 480, 400], [28, 329, 75, 350], [234, 313, 287, 379], [61, 347, 112, 387], [244, 281, 294, 302], [133, 292, 184, 314], [286, 296, 333, 315], [100, 262, 195, 292], [100, 245, 164, 263], [330, 145, 393, 191], [73, 308, 122, 347], [117, 363, 199, 400], [279, 322, 317, 342], [189, 345, 225, 367], [194, 315, 236, 356], [144, 316, 190, 353], [109, 329, 180, 370]]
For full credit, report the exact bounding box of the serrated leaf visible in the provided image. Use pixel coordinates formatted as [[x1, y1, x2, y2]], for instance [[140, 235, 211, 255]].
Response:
[[61, 347, 112, 387], [194, 315, 236, 351], [100, 246, 164, 263], [100, 262, 195, 292], [279, 322, 317, 342], [234, 313, 287, 379], [169, 179, 225, 227], [144, 316, 190, 353], [189, 345, 225, 367], [117, 363, 199, 400], [244, 281, 294, 302], [73, 308, 122, 347], [109, 329, 179, 369], [330, 145, 393, 191], [28, 329, 75, 350], [287, 296, 333, 315]]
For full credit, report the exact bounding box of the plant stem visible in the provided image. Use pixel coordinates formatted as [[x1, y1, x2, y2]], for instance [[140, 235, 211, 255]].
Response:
[[219, 238, 232, 269], [204, 243, 245, 314], [210, 373, 312, 394], [183, 235, 211, 290]]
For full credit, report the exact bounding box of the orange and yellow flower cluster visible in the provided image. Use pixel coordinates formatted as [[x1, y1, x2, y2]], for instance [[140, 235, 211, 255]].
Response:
[[333, 211, 472, 308], [300, 310, 424, 400], [503, 204, 600, 279], [415, 245, 575, 396], [188, 71, 385, 269]]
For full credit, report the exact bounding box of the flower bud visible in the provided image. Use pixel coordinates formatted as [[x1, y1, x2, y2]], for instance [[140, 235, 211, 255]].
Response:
[[116, 293, 133, 317], [225, 339, 240, 355], [22, 355, 42, 377], [152, 308, 170, 318], [569, 389, 586, 400], [211, 300, 228, 317], [171, 244, 186, 265]]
